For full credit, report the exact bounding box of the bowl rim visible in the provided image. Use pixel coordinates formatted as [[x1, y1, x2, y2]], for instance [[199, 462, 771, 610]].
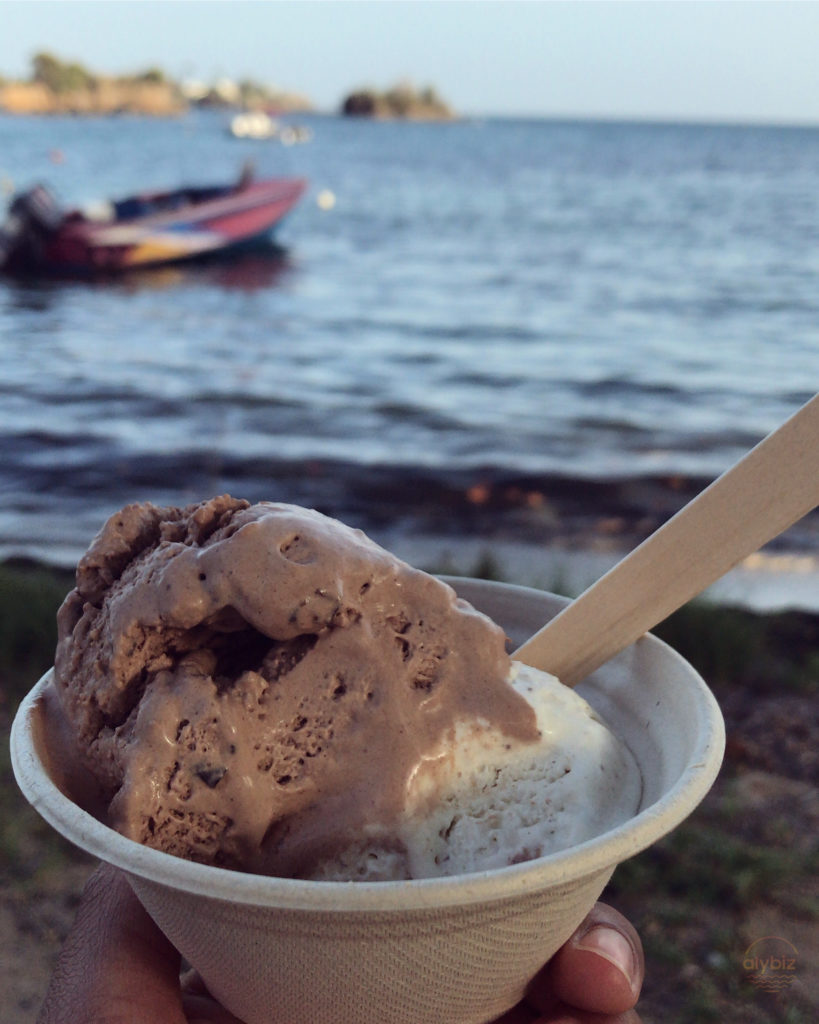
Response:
[[11, 579, 725, 913]]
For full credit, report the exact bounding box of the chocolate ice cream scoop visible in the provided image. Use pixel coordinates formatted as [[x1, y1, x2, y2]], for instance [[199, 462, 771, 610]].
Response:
[[54, 496, 538, 877]]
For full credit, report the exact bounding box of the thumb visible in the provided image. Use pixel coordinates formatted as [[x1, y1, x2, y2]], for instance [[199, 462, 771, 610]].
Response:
[[527, 902, 644, 1017], [39, 863, 187, 1024]]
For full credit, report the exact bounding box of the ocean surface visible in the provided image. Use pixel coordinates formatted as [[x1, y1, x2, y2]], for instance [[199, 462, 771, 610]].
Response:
[[1, 111, 818, 567]]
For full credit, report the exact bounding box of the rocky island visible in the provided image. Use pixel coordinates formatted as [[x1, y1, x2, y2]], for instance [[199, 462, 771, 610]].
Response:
[[341, 81, 454, 120]]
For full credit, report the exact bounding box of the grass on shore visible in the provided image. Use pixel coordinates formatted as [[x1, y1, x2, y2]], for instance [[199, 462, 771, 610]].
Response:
[[0, 557, 816, 1024], [0, 561, 73, 706], [0, 562, 79, 884]]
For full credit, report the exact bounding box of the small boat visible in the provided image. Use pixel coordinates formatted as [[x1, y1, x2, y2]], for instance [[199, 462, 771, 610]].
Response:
[[229, 111, 280, 140], [0, 170, 307, 275], [228, 111, 313, 145]]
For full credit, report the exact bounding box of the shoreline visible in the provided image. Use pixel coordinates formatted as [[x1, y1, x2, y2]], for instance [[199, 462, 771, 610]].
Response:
[[2, 466, 819, 613], [375, 532, 819, 615], [4, 530, 819, 616]]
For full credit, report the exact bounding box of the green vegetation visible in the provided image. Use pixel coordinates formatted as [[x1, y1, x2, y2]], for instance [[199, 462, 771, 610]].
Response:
[[606, 807, 817, 1023], [653, 599, 819, 698], [27, 52, 171, 95], [610, 822, 815, 915], [0, 561, 72, 707], [0, 562, 81, 885], [31, 52, 96, 94], [134, 67, 166, 85]]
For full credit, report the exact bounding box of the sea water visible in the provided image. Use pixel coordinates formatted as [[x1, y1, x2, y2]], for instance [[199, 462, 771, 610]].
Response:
[[1, 112, 817, 563]]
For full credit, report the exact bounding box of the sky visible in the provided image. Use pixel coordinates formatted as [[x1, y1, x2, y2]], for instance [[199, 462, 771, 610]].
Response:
[[2, 1, 819, 124]]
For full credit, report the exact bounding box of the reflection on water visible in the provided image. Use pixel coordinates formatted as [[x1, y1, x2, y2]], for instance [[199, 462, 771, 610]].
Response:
[[2, 243, 294, 295], [114, 245, 294, 294]]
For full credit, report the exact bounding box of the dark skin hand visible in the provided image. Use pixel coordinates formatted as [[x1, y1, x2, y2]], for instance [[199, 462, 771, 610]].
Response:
[[38, 863, 644, 1024]]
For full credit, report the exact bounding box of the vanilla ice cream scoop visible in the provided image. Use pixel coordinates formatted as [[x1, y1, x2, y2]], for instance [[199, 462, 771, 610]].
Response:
[[309, 664, 641, 880]]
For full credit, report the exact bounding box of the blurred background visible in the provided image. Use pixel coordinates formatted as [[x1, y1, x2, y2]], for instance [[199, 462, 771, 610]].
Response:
[[0, 4, 817, 1023]]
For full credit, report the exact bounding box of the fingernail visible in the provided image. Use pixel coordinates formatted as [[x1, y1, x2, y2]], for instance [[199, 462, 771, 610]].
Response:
[[575, 925, 639, 993]]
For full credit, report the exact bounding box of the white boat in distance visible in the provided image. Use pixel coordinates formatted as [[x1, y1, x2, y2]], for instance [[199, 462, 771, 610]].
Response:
[[229, 111, 313, 145]]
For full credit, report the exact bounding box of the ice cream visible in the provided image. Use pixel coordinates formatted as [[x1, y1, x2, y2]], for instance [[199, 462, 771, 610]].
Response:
[[54, 495, 641, 880]]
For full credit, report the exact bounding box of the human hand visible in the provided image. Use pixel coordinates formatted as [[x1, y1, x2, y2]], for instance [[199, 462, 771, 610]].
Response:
[[38, 863, 643, 1023]]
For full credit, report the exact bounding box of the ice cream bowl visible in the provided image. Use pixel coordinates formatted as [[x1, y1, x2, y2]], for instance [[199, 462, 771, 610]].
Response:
[[11, 579, 724, 1024]]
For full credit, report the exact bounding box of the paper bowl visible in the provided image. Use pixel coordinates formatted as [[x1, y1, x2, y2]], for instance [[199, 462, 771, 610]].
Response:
[[11, 579, 724, 1024]]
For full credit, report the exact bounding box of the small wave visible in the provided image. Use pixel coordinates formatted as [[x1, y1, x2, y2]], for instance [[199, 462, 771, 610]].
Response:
[[573, 379, 682, 400]]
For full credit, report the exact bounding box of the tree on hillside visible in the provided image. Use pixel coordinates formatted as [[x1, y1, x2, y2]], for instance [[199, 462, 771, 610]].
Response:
[[31, 52, 96, 93], [132, 67, 166, 85]]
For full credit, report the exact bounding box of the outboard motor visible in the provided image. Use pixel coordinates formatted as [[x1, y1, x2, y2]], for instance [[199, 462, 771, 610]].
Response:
[[10, 185, 63, 232], [0, 185, 63, 270]]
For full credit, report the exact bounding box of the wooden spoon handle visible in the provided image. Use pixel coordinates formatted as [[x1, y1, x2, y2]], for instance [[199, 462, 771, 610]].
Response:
[[514, 393, 819, 687]]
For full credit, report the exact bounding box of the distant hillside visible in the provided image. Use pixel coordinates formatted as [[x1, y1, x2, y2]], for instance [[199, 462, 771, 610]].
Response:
[[341, 82, 454, 120], [0, 52, 311, 117]]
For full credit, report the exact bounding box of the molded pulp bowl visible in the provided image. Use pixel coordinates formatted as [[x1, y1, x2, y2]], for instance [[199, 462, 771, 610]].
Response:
[[11, 579, 725, 1024]]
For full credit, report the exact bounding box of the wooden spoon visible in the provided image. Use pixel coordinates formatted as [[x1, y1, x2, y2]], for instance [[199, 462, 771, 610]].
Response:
[[514, 393, 819, 687]]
